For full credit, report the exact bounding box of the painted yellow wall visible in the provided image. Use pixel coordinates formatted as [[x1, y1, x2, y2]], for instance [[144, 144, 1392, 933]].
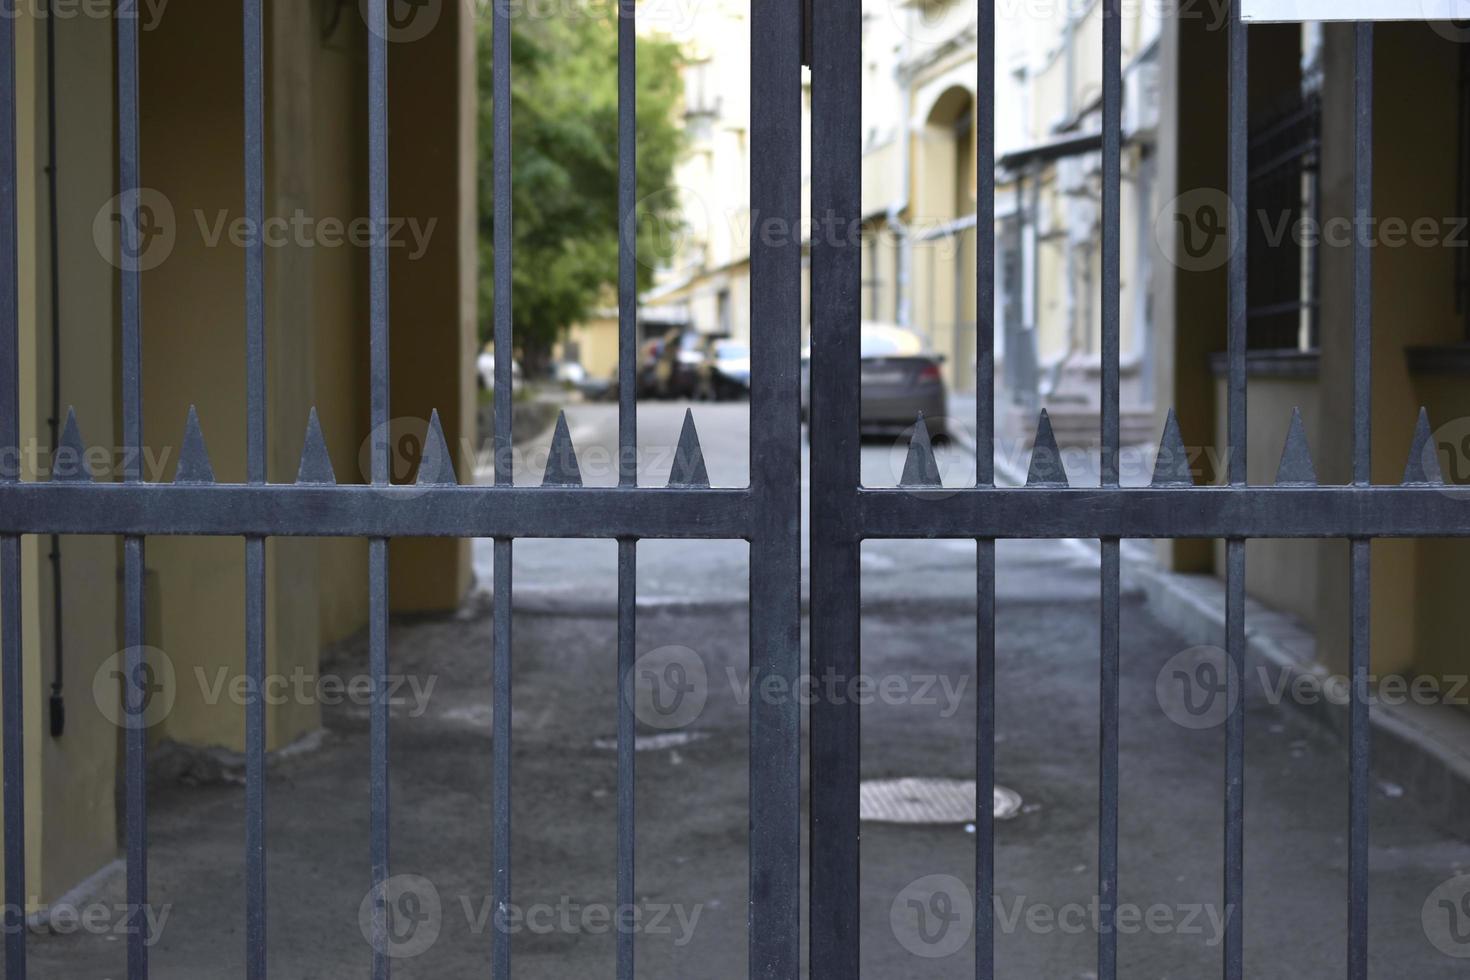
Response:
[[0, 4, 125, 908], [1314, 23, 1466, 681]]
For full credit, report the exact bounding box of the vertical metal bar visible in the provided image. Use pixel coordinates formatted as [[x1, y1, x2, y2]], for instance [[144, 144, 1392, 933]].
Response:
[[366, 0, 391, 976], [491, 0, 514, 972], [1226, 3, 1248, 490], [616, 539, 635, 980], [974, 542, 995, 980], [491, 538, 511, 978], [0, 0, 24, 974], [118, 2, 149, 975], [1098, 538, 1119, 979], [493, 0, 513, 483], [1347, 23, 1373, 980], [975, 0, 994, 491], [617, 0, 636, 490], [749, 0, 801, 971], [1347, 537, 1370, 979], [1223, 539, 1245, 977], [615, 13, 637, 970], [1099, 0, 1121, 487], [1098, 3, 1121, 978], [1223, 5, 1248, 979], [367, 537, 390, 980], [808, 0, 861, 972], [975, 3, 996, 977], [243, 0, 268, 974]]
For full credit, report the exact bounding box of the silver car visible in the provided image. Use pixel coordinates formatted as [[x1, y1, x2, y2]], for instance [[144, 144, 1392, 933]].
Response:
[[801, 322, 947, 440]]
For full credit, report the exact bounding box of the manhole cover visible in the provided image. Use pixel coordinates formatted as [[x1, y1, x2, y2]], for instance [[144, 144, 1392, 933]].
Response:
[[859, 778, 1022, 824]]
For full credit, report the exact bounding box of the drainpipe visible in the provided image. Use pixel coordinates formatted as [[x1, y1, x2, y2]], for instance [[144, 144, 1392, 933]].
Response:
[[45, 0, 65, 738]]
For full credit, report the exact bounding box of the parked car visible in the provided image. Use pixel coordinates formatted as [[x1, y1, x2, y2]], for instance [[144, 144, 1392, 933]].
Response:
[[800, 322, 947, 439], [547, 359, 587, 385], [652, 328, 708, 399], [695, 338, 750, 400], [476, 344, 522, 390]]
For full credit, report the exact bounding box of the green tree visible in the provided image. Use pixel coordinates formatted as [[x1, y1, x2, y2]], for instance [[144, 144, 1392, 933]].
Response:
[[478, 5, 684, 372]]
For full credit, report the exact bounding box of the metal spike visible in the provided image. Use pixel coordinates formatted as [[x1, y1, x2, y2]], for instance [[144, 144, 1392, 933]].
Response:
[[542, 411, 583, 487], [667, 408, 710, 488], [1403, 407, 1444, 485], [1026, 408, 1070, 488], [899, 413, 942, 487], [415, 409, 459, 486], [1150, 409, 1193, 487], [296, 407, 337, 485], [52, 407, 93, 482], [1276, 407, 1317, 486], [174, 405, 216, 484]]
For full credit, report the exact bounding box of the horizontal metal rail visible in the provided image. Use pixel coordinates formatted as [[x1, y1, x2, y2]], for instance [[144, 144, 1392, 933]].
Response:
[[0, 484, 753, 538], [858, 485, 1470, 539], [1, 483, 1466, 541]]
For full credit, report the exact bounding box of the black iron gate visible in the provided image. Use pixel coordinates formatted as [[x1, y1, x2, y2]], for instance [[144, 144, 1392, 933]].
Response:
[[808, 4, 1464, 980], [0, 1, 1464, 978], [0, 0, 803, 977]]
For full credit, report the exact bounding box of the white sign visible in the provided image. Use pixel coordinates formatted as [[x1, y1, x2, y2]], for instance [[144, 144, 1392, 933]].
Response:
[[1242, 0, 1470, 22]]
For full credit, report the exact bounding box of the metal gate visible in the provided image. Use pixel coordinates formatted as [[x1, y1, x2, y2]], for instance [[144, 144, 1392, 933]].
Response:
[[808, 3, 1465, 980], [0, 0, 803, 977], [0, 1, 1464, 978]]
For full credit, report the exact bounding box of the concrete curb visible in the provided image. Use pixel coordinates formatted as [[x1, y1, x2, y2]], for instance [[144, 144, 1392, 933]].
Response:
[[954, 420, 1470, 840]]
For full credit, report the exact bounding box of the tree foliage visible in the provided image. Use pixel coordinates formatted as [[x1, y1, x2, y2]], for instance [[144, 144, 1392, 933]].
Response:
[[477, 6, 684, 366]]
